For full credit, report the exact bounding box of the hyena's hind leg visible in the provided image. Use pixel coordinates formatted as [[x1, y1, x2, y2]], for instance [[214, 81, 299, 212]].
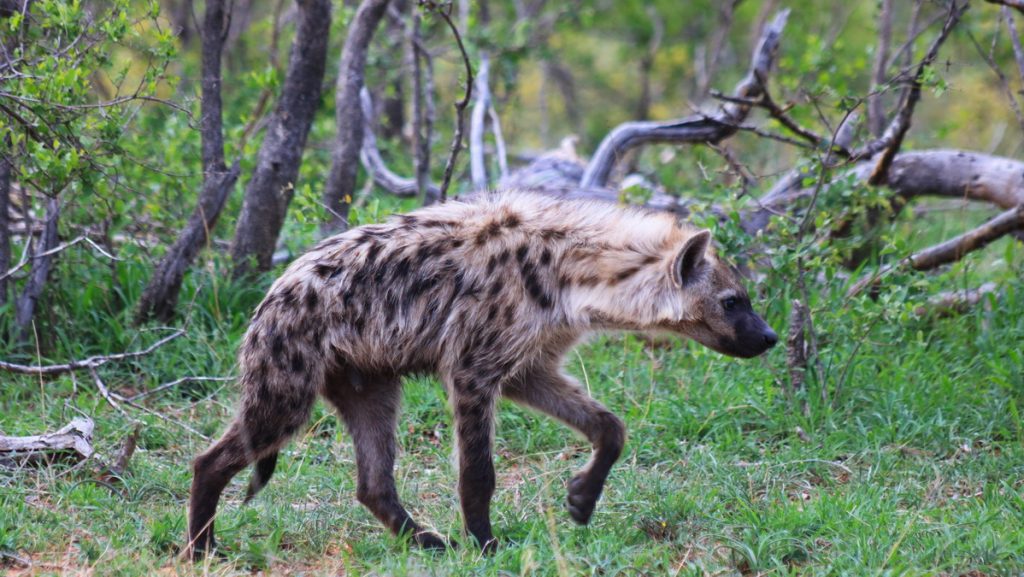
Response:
[[503, 365, 626, 525], [188, 374, 317, 559], [321, 370, 448, 550]]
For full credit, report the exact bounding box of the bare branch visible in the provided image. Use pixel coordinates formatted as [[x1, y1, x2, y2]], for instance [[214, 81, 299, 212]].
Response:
[[359, 87, 440, 197], [488, 105, 508, 179], [0, 418, 94, 465], [0, 329, 184, 375], [580, 9, 790, 189], [421, 0, 473, 202], [847, 204, 1024, 297], [1, 235, 119, 282], [984, 0, 1024, 15], [863, 1, 968, 185], [1003, 8, 1024, 110]]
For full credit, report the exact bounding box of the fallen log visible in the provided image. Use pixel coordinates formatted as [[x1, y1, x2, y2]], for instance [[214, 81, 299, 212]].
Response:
[[0, 417, 94, 466]]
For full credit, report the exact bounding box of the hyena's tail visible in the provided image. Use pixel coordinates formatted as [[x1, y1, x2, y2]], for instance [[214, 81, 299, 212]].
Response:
[[188, 317, 323, 557], [243, 452, 278, 503]]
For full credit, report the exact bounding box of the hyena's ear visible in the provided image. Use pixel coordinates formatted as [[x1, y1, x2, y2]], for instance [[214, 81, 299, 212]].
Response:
[[672, 230, 712, 287]]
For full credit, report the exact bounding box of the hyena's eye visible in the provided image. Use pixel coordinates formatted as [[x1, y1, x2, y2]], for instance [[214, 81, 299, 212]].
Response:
[[721, 297, 738, 311]]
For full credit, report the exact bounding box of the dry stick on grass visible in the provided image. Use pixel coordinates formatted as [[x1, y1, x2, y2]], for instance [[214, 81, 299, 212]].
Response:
[[0, 329, 184, 375], [916, 282, 999, 318], [127, 375, 232, 402], [847, 204, 1024, 297], [0, 417, 94, 465], [420, 0, 473, 202]]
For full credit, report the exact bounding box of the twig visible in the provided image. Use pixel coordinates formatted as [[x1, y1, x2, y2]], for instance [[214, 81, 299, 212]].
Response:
[[88, 367, 130, 418], [0, 329, 185, 375], [865, 1, 967, 185], [0, 235, 119, 282], [966, 27, 1024, 137], [1005, 8, 1024, 89], [985, 0, 1024, 15], [487, 105, 508, 179], [127, 375, 232, 402], [420, 0, 473, 202], [868, 0, 894, 138]]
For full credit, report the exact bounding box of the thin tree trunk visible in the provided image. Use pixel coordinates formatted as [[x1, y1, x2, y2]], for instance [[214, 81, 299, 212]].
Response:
[[230, 0, 331, 278], [322, 0, 390, 233], [868, 0, 894, 138], [0, 149, 10, 309], [14, 197, 58, 344], [135, 0, 239, 324]]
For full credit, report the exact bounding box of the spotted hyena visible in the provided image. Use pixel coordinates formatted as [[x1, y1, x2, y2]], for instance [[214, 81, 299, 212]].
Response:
[[187, 191, 777, 556]]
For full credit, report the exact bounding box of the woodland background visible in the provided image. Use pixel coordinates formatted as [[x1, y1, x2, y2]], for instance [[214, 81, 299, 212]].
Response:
[[1, 0, 1023, 575]]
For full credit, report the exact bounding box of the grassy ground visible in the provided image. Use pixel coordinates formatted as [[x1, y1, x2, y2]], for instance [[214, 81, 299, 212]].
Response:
[[2, 203, 1023, 576]]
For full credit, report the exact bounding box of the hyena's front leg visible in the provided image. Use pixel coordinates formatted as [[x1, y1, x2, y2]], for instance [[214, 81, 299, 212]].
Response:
[[449, 375, 499, 551], [504, 365, 626, 525]]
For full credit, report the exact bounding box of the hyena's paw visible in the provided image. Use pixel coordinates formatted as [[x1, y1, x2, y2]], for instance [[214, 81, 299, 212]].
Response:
[[414, 531, 452, 551], [566, 473, 603, 525]]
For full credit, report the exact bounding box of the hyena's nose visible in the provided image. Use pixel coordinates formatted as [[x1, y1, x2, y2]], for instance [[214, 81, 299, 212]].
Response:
[[763, 329, 778, 348]]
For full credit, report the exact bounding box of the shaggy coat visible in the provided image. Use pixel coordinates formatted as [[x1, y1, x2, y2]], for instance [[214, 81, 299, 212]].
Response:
[[188, 191, 777, 555]]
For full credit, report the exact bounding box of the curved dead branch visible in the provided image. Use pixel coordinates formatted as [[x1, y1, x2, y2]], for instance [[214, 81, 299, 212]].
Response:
[[579, 9, 790, 189], [358, 88, 440, 198]]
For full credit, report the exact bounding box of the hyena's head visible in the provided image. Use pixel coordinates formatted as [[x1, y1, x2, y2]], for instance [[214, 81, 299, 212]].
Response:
[[659, 230, 777, 358]]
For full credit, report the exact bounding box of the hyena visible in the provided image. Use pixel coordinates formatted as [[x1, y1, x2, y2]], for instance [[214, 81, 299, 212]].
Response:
[[187, 191, 777, 556]]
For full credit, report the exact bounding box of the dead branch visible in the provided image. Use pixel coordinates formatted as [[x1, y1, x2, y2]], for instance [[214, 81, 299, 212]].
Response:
[[0, 417, 94, 466], [966, 27, 1024, 137], [0, 235, 119, 282], [695, 0, 738, 99], [915, 282, 998, 317], [579, 9, 789, 189], [863, 2, 967, 185], [985, 0, 1024, 15], [1005, 8, 1024, 89], [847, 204, 1024, 297], [421, 0, 473, 202], [359, 87, 440, 197], [0, 329, 184, 375], [126, 375, 232, 402]]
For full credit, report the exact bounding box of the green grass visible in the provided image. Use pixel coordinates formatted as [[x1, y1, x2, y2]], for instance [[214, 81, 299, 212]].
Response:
[[2, 203, 1023, 576]]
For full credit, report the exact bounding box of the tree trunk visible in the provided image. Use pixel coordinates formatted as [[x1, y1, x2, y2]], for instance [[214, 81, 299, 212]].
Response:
[[229, 0, 331, 278], [14, 197, 58, 344], [135, 0, 238, 324], [0, 150, 10, 309], [322, 0, 391, 233]]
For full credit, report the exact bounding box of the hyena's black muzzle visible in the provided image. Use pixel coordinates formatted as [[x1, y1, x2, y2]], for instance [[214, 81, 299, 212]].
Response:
[[721, 308, 777, 358]]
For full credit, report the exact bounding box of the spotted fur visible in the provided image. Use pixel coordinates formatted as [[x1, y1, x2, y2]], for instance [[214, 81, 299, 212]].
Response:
[[187, 191, 777, 556]]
